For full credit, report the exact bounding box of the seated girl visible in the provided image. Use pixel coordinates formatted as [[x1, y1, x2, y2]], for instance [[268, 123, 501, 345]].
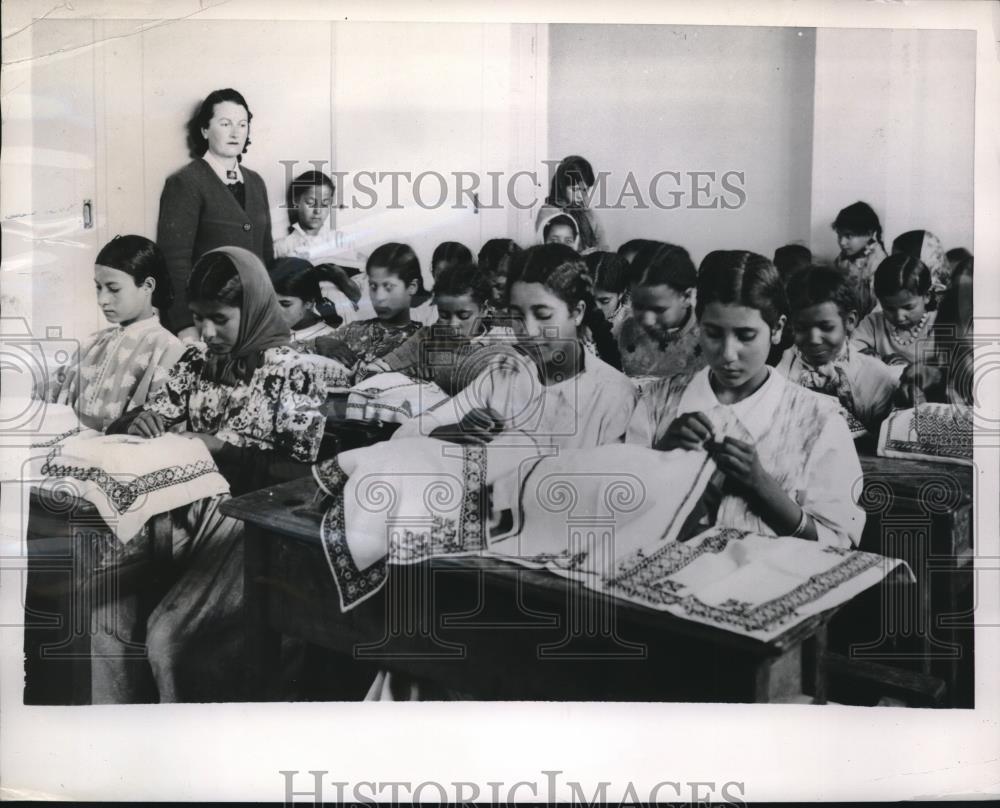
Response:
[[477, 237, 522, 309], [45, 235, 185, 431], [359, 263, 516, 396], [617, 241, 706, 378], [851, 253, 937, 397], [777, 264, 898, 438], [617, 238, 661, 266], [584, 251, 632, 337], [924, 255, 973, 406], [274, 169, 338, 261], [97, 246, 327, 703], [431, 241, 473, 283], [269, 256, 367, 346], [313, 242, 425, 378], [630, 249, 864, 548], [394, 243, 636, 452], [891, 229, 950, 301], [831, 201, 888, 318], [540, 212, 582, 252]]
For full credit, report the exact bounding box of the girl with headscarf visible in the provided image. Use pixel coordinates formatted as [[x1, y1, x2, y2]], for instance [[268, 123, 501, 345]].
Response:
[[97, 246, 327, 703]]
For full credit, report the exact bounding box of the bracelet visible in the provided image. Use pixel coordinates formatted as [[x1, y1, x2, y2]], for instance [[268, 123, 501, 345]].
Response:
[[791, 507, 810, 538]]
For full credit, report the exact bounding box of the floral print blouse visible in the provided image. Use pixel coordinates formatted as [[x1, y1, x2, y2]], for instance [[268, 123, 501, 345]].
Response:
[[332, 318, 423, 364], [146, 343, 327, 463]]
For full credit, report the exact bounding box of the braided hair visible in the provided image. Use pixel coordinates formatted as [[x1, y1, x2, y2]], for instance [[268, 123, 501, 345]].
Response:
[[506, 243, 622, 369], [832, 201, 886, 254]]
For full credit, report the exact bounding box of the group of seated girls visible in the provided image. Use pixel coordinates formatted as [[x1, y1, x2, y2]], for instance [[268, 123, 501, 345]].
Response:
[[40, 189, 971, 703]]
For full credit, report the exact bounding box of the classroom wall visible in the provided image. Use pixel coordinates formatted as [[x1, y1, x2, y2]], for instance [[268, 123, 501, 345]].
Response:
[[546, 24, 817, 265], [810, 28, 976, 260], [99, 19, 335, 249]]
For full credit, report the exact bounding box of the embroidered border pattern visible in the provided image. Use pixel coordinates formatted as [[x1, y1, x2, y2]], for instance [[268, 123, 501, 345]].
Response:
[[31, 425, 84, 448], [320, 492, 387, 611], [607, 528, 886, 634], [40, 453, 218, 513]]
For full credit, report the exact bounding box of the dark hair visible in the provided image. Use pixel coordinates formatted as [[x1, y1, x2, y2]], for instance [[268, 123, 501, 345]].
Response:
[[585, 251, 631, 295], [545, 155, 596, 209], [270, 257, 352, 328], [933, 254, 973, 333], [366, 242, 425, 296], [873, 253, 931, 299], [432, 241, 473, 271], [630, 242, 697, 293], [478, 238, 522, 276], [946, 247, 973, 265], [95, 235, 174, 327], [773, 244, 813, 281], [186, 88, 253, 161], [785, 265, 859, 323], [616, 239, 661, 262], [695, 250, 788, 330], [188, 251, 243, 308], [285, 171, 336, 232], [432, 263, 492, 308], [832, 201, 884, 248], [890, 230, 930, 262], [506, 243, 621, 369], [542, 213, 579, 242]]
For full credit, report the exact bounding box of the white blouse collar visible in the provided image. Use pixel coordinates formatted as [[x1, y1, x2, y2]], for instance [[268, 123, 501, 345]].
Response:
[[677, 365, 786, 442], [202, 150, 244, 185]]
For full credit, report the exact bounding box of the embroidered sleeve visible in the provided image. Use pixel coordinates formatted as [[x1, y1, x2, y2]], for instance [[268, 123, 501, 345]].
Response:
[[44, 330, 101, 404], [145, 344, 205, 426], [252, 352, 327, 463], [798, 412, 865, 548]]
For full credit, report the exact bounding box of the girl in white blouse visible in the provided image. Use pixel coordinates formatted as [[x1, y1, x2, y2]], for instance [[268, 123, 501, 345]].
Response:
[[630, 249, 865, 548]]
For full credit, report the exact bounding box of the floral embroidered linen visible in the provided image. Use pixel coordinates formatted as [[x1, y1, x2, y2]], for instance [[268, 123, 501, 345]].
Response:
[[312, 436, 906, 642], [346, 372, 450, 424], [876, 403, 973, 466], [35, 431, 229, 544]]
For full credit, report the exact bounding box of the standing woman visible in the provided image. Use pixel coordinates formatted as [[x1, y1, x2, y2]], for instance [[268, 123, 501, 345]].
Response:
[[157, 88, 274, 339], [535, 155, 608, 253]]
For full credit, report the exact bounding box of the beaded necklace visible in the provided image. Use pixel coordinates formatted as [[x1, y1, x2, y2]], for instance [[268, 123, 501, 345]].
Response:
[[889, 311, 931, 346]]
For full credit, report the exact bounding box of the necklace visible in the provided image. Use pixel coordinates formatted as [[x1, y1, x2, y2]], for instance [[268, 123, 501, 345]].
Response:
[[890, 311, 930, 346]]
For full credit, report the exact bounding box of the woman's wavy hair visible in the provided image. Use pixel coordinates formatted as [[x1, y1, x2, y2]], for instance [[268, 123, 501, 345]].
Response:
[[186, 88, 253, 160]]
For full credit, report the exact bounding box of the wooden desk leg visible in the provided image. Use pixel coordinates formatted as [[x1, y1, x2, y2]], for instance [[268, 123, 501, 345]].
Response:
[[753, 629, 828, 705], [243, 523, 281, 701], [806, 625, 828, 705]]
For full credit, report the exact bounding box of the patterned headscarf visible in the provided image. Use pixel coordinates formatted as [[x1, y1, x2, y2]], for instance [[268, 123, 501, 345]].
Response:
[[200, 246, 291, 385], [892, 230, 950, 293]]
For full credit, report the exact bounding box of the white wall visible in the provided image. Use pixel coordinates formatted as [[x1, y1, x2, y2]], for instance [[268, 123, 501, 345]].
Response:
[[810, 28, 975, 260], [100, 19, 335, 248], [546, 24, 817, 265]]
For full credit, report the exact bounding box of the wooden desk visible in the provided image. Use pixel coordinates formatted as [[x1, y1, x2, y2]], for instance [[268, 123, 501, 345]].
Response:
[[835, 453, 974, 706], [23, 486, 172, 705], [222, 477, 861, 704]]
